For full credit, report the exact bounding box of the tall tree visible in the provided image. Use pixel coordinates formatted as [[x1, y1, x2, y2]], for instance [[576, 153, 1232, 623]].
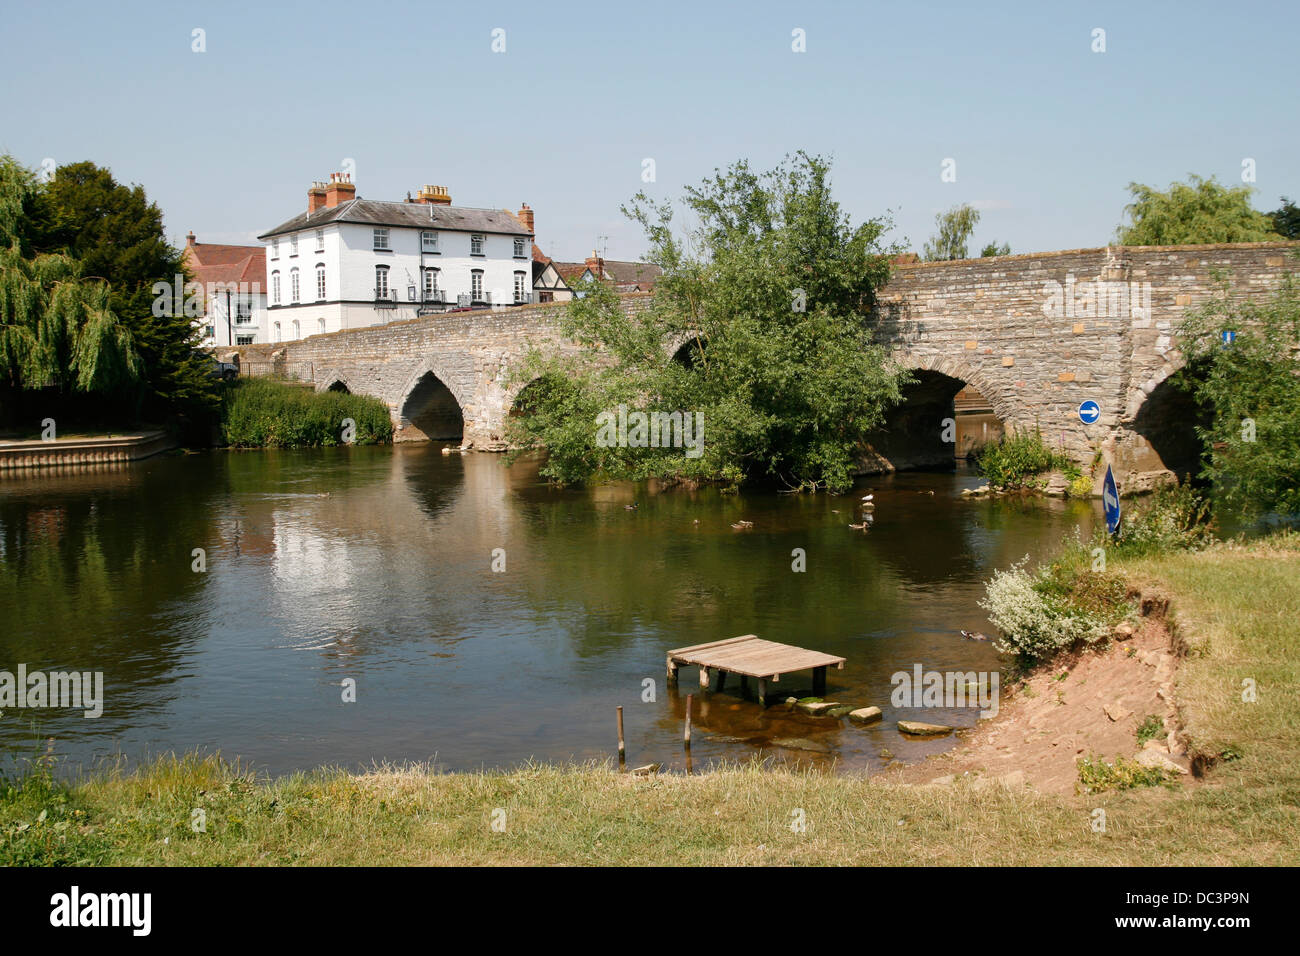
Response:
[[0, 157, 141, 403], [30, 161, 216, 421], [1175, 266, 1300, 515], [507, 152, 908, 492], [1117, 175, 1282, 245], [1269, 197, 1300, 240], [923, 204, 980, 261]]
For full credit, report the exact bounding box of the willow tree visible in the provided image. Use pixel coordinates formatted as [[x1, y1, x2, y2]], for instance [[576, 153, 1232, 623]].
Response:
[[1118, 175, 1283, 245], [0, 157, 141, 410], [507, 152, 908, 492]]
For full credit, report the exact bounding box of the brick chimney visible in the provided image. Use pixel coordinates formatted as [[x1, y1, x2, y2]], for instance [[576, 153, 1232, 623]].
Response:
[[516, 203, 534, 234], [186, 231, 196, 247], [585, 250, 604, 279], [416, 184, 452, 205], [308, 181, 328, 213], [324, 172, 356, 208]]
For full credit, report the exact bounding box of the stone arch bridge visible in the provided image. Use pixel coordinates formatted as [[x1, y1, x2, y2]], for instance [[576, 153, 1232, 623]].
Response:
[[227, 242, 1297, 491]]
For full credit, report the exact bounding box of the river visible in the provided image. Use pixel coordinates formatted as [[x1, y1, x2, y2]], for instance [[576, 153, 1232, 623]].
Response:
[[0, 445, 1105, 776]]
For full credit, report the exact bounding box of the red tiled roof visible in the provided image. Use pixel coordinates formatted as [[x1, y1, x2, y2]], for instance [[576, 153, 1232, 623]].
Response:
[[553, 262, 589, 282], [184, 239, 266, 289]]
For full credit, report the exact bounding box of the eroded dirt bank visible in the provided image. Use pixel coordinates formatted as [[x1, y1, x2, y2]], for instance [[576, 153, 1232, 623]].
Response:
[[886, 589, 1191, 795]]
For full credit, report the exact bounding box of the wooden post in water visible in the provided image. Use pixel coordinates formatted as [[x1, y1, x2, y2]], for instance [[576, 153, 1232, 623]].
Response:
[[616, 705, 625, 768], [684, 693, 694, 749]]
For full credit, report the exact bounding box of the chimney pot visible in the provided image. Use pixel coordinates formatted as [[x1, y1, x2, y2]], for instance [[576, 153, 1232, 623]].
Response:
[[323, 172, 356, 209], [516, 203, 535, 234], [308, 181, 329, 214], [416, 184, 452, 205]]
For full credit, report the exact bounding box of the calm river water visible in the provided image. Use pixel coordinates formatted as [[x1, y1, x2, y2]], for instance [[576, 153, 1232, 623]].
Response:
[[1, 445, 1105, 776]]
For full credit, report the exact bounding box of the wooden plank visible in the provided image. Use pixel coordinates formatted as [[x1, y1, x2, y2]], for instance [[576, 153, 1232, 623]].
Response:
[[667, 636, 846, 685], [667, 634, 757, 656]]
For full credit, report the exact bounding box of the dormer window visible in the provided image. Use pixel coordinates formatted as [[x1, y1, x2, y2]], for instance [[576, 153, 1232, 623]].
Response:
[[470, 235, 485, 256], [373, 228, 391, 251]]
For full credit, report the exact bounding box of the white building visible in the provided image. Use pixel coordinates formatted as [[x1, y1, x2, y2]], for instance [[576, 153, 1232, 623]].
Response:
[[256, 174, 535, 342], [182, 233, 269, 346]]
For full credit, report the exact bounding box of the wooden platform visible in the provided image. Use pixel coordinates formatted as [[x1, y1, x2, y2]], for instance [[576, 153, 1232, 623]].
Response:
[[666, 635, 846, 706]]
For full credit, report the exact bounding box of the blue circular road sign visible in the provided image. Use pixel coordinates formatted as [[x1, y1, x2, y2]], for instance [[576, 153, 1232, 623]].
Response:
[[1078, 400, 1101, 425]]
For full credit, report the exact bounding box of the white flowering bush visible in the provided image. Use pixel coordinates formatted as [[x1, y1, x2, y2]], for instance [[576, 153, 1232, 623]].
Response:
[[979, 558, 1109, 663]]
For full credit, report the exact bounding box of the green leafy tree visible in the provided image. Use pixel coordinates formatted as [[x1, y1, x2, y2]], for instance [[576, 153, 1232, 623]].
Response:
[[980, 240, 1011, 257], [1117, 175, 1283, 245], [30, 160, 216, 421], [1269, 197, 1300, 240], [507, 152, 908, 492], [0, 157, 142, 404], [1175, 265, 1300, 515], [923, 204, 980, 261]]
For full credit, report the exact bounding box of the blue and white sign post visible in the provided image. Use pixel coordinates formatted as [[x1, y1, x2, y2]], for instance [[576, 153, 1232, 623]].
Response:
[[1102, 464, 1122, 536], [1221, 329, 1236, 346], [1078, 400, 1101, 425]]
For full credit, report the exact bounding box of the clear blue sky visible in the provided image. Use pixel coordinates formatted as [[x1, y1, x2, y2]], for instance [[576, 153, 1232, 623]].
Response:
[[2, 0, 1295, 261]]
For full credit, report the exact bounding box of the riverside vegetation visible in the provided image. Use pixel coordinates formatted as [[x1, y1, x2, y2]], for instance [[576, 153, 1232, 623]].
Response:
[[218, 379, 393, 447]]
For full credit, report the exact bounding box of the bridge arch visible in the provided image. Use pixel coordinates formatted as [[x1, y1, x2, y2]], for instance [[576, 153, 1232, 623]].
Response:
[[393, 356, 471, 443], [891, 352, 1018, 428], [314, 369, 356, 394], [859, 351, 1015, 471], [1126, 355, 1208, 483], [663, 330, 717, 370], [1126, 360, 1182, 422]]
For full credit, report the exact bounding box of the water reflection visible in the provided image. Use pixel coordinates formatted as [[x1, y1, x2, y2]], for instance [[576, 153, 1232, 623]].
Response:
[[1, 447, 1102, 776]]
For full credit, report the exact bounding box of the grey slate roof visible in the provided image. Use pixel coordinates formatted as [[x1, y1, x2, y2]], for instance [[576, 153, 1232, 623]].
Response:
[[258, 199, 531, 240]]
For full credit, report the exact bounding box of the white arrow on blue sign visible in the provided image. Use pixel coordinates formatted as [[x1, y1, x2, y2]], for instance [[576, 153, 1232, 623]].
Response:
[[1102, 464, 1121, 535], [1078, 400, 1101, 425], [1221, 330, 1236, 345]]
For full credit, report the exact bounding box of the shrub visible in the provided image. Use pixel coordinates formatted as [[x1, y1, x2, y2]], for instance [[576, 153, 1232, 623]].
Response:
[[220, 378, 393, 447], [978, 558, 1111, 664], [1102, 483, 1215, 557], [1068, 473, 1094, 498], [975, 427, 1070, 489]]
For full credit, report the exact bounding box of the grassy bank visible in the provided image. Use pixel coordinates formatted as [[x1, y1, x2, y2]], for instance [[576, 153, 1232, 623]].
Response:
[[219, 378, 393, 447], [3, 535, 1297, 866]]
